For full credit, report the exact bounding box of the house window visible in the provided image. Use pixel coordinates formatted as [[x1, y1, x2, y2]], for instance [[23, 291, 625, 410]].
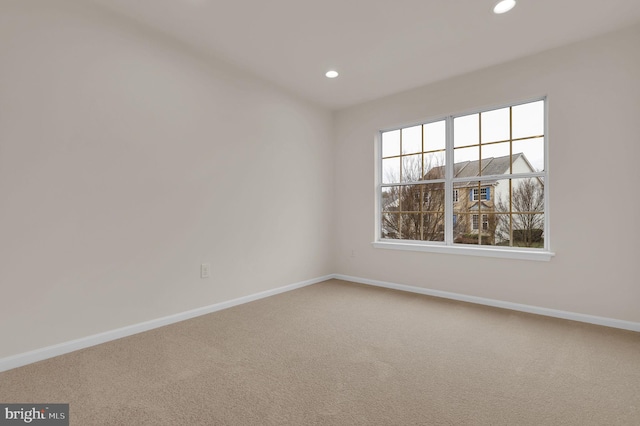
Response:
[[471, 187, 490, 201], [473, 214, 489, 231], [377, 98, 551, 260]]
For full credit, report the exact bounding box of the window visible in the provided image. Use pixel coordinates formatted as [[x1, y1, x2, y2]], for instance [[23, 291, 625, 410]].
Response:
[[472, 214, 489, 231], [471, 187, 490, 201], [376, 98, 552, 261]]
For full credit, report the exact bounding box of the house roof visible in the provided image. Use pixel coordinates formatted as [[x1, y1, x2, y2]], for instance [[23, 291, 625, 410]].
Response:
[[454, 152, 524, 179], [428, 153, 527, 186]]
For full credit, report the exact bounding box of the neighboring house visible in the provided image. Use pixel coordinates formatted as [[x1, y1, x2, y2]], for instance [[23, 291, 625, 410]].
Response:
[[382, 153, 543, 246], [448, 152, 538, 245]]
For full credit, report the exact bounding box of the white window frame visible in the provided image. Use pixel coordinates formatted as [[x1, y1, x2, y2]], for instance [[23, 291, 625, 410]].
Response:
[[373, 97, 554, 262], [472, 187, 489, 201], [472, 214, 479, 230], [472, 214, 489, 231]]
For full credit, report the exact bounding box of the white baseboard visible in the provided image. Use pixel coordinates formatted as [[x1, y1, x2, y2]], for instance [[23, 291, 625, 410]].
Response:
[[331, 274, 640, 332], [0, 275, 332, 373], [3, 273, 637, 373]]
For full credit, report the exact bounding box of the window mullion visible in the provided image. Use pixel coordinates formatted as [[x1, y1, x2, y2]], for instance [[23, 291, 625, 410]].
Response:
[[444, 116, 454, 246]]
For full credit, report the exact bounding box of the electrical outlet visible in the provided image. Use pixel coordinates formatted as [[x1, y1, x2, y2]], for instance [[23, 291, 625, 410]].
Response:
[[201, 263, 211, 278], [350, 249, 356, 258]]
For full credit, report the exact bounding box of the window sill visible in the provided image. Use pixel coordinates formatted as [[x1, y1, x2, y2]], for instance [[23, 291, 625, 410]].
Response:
[[372, 240, 555, 261]]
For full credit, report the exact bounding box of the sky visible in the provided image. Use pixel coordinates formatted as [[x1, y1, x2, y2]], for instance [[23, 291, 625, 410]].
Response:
[[382, 100, 545, 183]]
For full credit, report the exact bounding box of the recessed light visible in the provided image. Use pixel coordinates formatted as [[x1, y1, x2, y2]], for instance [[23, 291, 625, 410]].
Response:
[[325, 70, 339, 79], [493, 0, 516, 14]]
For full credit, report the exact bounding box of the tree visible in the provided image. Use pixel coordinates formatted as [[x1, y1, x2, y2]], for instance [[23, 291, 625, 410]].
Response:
[[495, 178, 544, 247], [381, 154, 445, 241]]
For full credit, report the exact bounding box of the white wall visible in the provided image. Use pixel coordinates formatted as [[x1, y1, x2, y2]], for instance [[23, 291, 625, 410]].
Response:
[[334, 24, 640, 323], [2, 1, 638, 363], [0, 0, 333, 358]]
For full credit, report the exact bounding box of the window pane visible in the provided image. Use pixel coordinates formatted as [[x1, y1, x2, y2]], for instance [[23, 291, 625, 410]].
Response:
[[422, 182, 445, 213], [491, 177, 545, 213], [479, 236, 493, 246], [424, 151, 445, 179], [422, 214, 445, 241], [480, 142, 511, 175], [489, 213, 510, 246], [492, 178, 544, 247], [424, 120, 446, 151], [382, 157, 400, 184], [454, 174, 545, 210], [401, 154, 422, 182], [512, 100, 544, 139], [381, 213, 400, 239], [402, 125, 422, 155], [513, 137, 544, 172], [381, 184, 446, 241], [395, 183, 445, 213], [399, 185, 422, 212], [382, 130, 400, 158], [510, 177, 545, 214], [400, 213, 422, 240], [454, 179, 494, 245], [454, 114, 479, 147], [452, 213, 464, 237], [481, 107, 510, 143], [453, 211, 497, 245], [453, 213, 481, 245], [453, 146, 479, 172], [512, 214, 544, 247], [381, 186, 400, 212], [480, 213, 494, 245]]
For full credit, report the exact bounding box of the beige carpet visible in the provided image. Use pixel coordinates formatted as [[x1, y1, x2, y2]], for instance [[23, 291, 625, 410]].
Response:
[[1, 279, 639, 425]]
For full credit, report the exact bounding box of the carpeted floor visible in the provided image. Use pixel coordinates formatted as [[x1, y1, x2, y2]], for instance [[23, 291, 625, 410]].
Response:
[[1, 279, 639, 425]]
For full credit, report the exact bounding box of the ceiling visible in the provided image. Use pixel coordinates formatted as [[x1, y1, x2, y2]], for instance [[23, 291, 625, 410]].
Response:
[[88, 0, 640, 110]]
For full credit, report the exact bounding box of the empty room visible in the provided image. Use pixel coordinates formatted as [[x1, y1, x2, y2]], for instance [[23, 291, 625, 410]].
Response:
[[1, 0, 639, 424]]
